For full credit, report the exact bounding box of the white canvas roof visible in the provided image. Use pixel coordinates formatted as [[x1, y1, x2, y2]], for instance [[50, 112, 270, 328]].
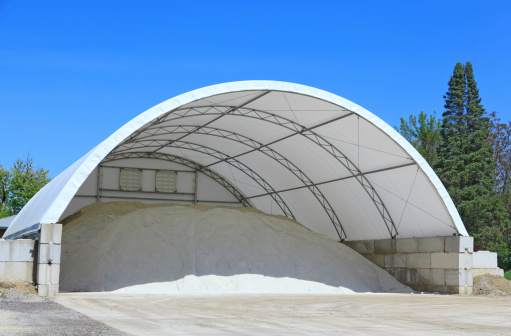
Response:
[[4, 81, 468, 240]]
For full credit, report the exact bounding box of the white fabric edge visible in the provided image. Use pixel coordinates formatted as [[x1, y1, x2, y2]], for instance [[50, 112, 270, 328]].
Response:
[[0, 215, 16, 230], [4, 80, 468, 239]]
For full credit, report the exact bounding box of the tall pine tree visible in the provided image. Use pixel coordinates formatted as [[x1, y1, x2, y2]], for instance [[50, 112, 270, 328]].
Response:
[[435, 62, 510, 257]]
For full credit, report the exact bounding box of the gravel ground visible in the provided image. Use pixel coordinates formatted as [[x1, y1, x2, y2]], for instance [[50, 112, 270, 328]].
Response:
[[56, 292, 511, 336], [0, 287, 127, 336]]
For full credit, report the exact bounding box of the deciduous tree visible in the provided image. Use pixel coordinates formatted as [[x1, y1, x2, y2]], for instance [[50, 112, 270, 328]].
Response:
[[0, 156, 51, 218], [488, 111, 511, 261], [0, 165, 8, 217], [488, 111, 511, 211], [395, 111, 442, 165]]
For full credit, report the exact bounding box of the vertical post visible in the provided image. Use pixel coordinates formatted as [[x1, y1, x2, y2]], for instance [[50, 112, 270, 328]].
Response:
[[32, 238, 39, 287], [37, 224, 62, 297], [194, 170, 198, 204]]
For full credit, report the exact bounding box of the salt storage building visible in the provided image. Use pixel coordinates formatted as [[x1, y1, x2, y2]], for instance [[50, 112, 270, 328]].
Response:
[[3, 81, 490, 296]]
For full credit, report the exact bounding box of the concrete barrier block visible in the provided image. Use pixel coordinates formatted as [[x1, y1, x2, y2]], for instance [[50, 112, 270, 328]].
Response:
[[442, 285, 467, 294], [355, 240, 374, 254], [460, 253, 473, 269], [406, 253, 431, 268], [445, 269, 473, 286], [431, 253, 459, 269], [418, 269, 429, 285], [37, 264, 60, 285], [52, 224, 62, 244], [472, 268, 503, 277], [40, 224, 62, 244], [460, 286, 473, 295], [386, 267, 397, 277], [463, 269, 473, 286], [418, 237, 445, 253], [419, 269, 444, 285], [39, 224, 52, 244], [461, 237, 474, 253], [473, 251, 498, 269], [454, 269, 472, 286], [395, 268, 419, 285], [396, 238, 419, 253], [374, 239, 395, 254], [420, 283, 450, 293], [445, 236, 473, 253], [38, 243, 61, 264], [0, 239, 35, 262], [435, 252, 473, 269], [452, 285, 468, 294], [38, 284, 59, 297], [432, 269, 445, 285], [0, 262, 33, 281], [385, 254, 406, 268], [364, 254, 385, 268]]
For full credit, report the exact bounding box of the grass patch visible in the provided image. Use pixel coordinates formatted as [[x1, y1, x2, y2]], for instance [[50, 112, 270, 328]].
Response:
[[505, 272, 511, 281]]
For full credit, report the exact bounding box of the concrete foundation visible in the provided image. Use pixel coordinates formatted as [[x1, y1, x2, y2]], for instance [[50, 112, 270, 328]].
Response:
[[343, 236, 504, 294]]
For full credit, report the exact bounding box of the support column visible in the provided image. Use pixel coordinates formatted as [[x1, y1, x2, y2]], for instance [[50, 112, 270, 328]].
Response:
[[37, 223, 62, 297]]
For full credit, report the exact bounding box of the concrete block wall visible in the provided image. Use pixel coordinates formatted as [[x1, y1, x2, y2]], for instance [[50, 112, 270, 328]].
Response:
[[472, 251, 504, 277], [37, 224, 62, 297], [0, 239, 35, 282], [343, 236, 478, 294]]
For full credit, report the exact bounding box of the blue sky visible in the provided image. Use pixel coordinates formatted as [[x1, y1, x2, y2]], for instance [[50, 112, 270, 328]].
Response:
[[1, 0, 510, 177]]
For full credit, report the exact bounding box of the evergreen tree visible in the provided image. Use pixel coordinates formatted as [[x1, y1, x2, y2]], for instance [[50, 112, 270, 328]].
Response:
[[434, 62, 510, 257]]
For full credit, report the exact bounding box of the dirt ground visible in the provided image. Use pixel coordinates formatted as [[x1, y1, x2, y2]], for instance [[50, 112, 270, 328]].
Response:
[[0, 281, 37, 296], [55, 293, 511, 336], [473, 274, 511, 296]]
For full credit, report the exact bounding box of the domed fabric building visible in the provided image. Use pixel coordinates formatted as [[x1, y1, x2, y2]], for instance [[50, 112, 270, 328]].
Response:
[[4, 81, 467, 241], [3, 81, 486, 297]]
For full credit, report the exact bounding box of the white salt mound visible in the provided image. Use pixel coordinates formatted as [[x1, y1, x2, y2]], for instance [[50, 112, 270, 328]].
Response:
[[60, 204, 411, 294]]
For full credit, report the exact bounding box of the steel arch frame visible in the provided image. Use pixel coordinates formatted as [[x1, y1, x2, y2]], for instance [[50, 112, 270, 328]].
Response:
[[112, 141, 296, 220], [120, 102, 399, 238], [115, 125, 347, 240], [148, 91, 270, 154], [102, 151, 253, 208]]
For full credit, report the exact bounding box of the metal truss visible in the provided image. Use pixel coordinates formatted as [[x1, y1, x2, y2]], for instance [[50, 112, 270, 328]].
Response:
[[111, 142, 296, 220], [148, 91, 270, 154], [114, 126, 347, 240], [113, 98, 400, 238], [246, 162, 417, 198], [102, 152, 252, 208]]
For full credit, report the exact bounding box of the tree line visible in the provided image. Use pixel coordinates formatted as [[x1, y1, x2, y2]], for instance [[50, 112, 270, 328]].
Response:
[[396, 62, 510, 269]]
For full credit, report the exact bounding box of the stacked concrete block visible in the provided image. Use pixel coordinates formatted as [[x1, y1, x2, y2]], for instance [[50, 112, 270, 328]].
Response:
[[37, 223, 62, 297], [0, 239, 35, 281], [472, 251, 504, 277], [343, 236, 480, 294]]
